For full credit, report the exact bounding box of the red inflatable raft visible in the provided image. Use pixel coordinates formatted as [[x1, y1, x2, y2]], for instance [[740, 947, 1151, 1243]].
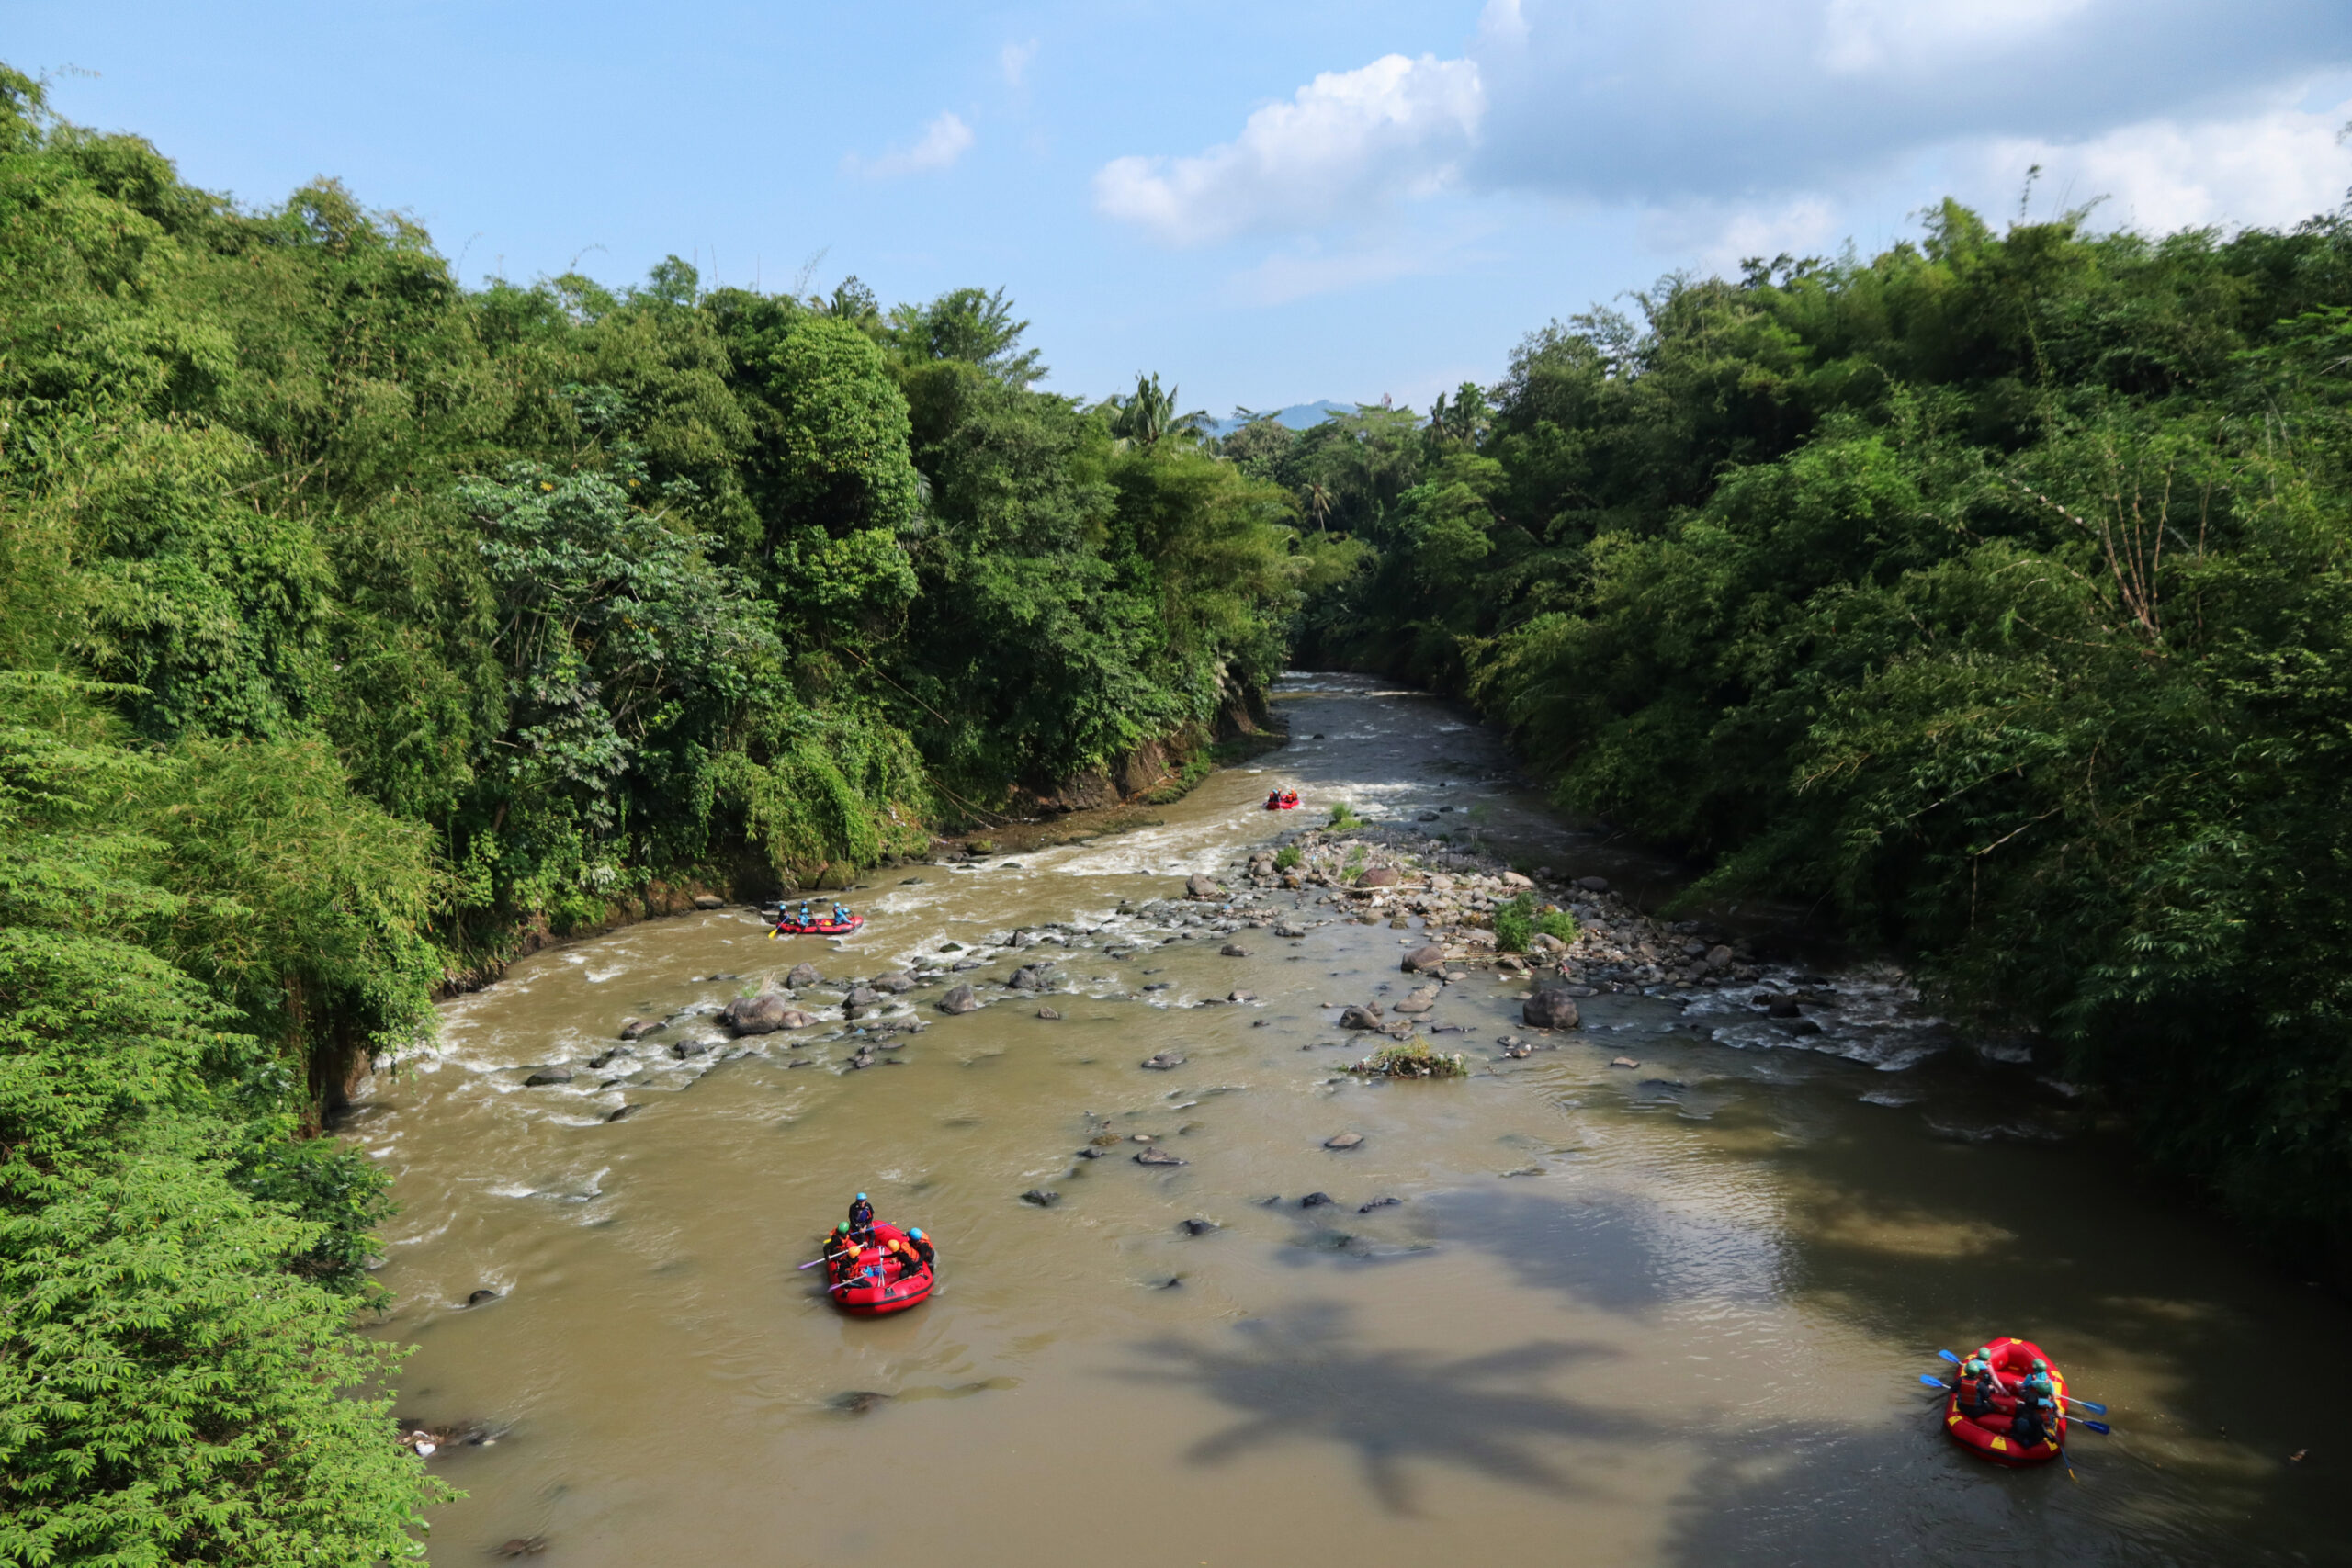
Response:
[[1264, 790, 1299, 810], [771, 913, 865, 937], [827, 1222, 933, 1316], [1943, 1337, 2068, 1466]]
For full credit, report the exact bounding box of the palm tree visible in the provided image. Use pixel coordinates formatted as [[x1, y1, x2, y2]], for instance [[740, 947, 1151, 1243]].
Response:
[[1305, 480, 1333, 532]]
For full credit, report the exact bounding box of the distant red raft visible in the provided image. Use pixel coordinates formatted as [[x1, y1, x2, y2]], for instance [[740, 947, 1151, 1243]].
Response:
[[770, 913, 864, 937], [829, 1222, 933, 1317], [1944, 1337, 2068, 1466], [1264, 790, 1300, 810]]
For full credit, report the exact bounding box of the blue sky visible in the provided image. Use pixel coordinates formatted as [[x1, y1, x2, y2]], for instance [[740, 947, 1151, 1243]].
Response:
[[15, 1, 2352, 415]]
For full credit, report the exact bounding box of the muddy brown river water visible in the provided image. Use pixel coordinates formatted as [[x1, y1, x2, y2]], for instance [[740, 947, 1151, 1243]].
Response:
[[361, 675, 2348, 1567]]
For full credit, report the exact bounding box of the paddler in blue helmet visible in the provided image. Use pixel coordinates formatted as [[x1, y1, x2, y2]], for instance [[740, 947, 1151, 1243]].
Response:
[[847, 1191, 875, 1239]]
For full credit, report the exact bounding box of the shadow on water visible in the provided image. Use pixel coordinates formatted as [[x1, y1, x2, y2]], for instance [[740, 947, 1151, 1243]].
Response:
[[1115, 1301, 1659, 1514], [1272, 1185, 1779, 1317]]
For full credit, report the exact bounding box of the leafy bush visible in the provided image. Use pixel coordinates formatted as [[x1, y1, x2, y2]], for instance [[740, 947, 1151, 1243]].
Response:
[[1273, 845, 1302, 871], [1327, 801, 1363, 829]]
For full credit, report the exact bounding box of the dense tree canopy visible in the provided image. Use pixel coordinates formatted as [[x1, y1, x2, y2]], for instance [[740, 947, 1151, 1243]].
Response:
[[0, 64, 1301, 1562], [1272, 199, 2352, 1273]]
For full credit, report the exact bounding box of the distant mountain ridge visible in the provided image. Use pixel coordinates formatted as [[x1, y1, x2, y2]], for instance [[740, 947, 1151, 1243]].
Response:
[[1205, 400, 1351, 436]]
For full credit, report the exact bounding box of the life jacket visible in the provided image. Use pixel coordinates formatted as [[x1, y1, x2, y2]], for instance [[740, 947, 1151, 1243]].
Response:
[[909, 1236, 935, 1267], [848, 1201, 875, 1231]]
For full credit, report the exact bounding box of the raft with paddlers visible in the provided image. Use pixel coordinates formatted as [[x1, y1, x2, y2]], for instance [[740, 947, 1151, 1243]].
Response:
[[1264, 788, 1300, 810], [1940, 1337, 2069, 1466], [769, 913, 864, 937], [824, 1221, 934, 1316]]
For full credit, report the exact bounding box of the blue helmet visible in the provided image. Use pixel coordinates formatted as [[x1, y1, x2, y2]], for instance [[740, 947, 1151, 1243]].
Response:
[[910, 1228, 925, 1240], [855, 1192, 868, 1201]]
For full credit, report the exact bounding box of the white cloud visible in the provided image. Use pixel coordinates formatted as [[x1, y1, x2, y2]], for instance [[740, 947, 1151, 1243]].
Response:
[[1093, 53, 1485, 246], [842, 112, 975, 180], [1817, 0, 2096, 74], [1001, 39, 1037, 90], [1639, 197, 1844, 277], [1972, 98, 2352, 234]]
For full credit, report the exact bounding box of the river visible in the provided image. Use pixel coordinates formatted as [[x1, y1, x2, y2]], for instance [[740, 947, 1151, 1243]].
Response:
[[360, 674, 2347, 1566]]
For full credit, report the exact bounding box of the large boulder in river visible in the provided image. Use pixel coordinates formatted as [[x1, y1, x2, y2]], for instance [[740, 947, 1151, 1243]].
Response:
[[871, 972, 916, 993], [1357, 866, 1401, 888], [1339, 1005, 1385, 1030], [786, 962, 823, 989], [1006, 964, 1058, 992], [937, 984, 979, 1015], [722, 994, 816, 1035], [1522, 986, 1583, 1031], [1185, 874, 1224, 900], [1401, 943, 1446, 973]]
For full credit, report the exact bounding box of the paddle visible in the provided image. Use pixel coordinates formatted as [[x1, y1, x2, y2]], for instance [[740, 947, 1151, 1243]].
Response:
[[1937, 1349, 2108, 1416]]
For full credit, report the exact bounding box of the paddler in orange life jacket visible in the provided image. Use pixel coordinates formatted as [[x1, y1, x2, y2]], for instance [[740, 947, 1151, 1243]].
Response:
[[904, 1228, 935, 1270], [820, 1222, 855, 1279]]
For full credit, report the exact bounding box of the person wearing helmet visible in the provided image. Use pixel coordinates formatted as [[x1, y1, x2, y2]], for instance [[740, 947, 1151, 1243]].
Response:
[[1955, 1350, 1996, 1417], [820, 1222, 856, 1280], [2019, 1358, 2056, 1416], [905, 1228, 936, 1269], [848, 1192, 876, 1238]]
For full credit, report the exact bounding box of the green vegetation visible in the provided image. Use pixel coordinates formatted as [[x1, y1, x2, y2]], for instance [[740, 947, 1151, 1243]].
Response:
[[1264, 199, 2352, 1269], [1348, 1040, 1470, 1078], [1327, 801, 1363, 830], [0, 69, 1300, 1560], [1273, 845, 1303, 871], [1494, 895, 1576, 953]]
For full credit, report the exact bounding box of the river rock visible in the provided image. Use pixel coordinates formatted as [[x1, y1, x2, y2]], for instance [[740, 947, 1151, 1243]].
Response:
[[844, 1043, 876, 1070], [1704, 943, 1735, 970], [466, 1288, 502, 1306], [1298, 1191, 1333, 1208], [843, 985, 878, 1008], [1135, 1147, 1186, 1167], [1324, 1132, 1364, 1150], [1610, 1056, 1641, 1068], [1358, 1196, 1402, 1212], [1357, 866, 1401, 887], [1176, 1218, 1220, 1235], [1141, 1051, 1186, 1070], [1339, 1005, 1384, 1030], [1036, 1006, 1063, 1020], [671, 1040, 711, 1058], [693, 893, 725, 909], [1007, 964, 1058, 992], [1500, 872, 1534, 888], [524, 1066, 573, 1086], [937, 985, 979, 1014], [1402, 943, 1447, 973], [1228, 988, 1256, 1003], [1185, 874, 1223, 899], [786, 962, 823, 988], [1393, 986, 1439, 1015], [1576, 875, 1610, 892], [872, 972, 915, 993], [605, 1103, 640, 1122], [1219, 943, 1250, 957], [1522, 987, 1583, 1030], [1273, 922, 1308, 939], [721, 994, 813, 1035], [1021, 1189, 1061, 1207]]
